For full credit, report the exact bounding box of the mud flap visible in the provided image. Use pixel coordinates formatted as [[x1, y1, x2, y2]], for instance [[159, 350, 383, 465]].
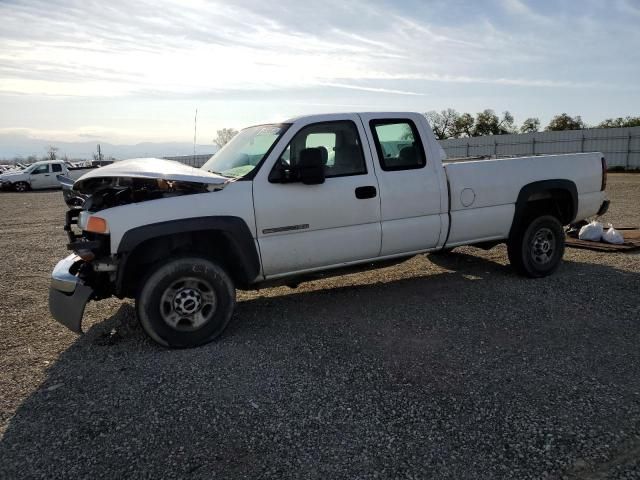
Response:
[[49, 284, 94, 333]]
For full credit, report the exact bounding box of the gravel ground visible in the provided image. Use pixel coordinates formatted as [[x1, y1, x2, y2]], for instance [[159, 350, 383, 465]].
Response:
[[1, 174, 639, 479]]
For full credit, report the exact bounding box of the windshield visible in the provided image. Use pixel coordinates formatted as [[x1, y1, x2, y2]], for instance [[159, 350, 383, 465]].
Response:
[[201, 124, 289, 178]]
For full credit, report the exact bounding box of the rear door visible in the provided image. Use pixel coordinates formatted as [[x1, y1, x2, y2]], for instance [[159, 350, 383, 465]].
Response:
[[49, 163, 64, 187], [359, 113, 446, 255], [252, 115, 381, 278]]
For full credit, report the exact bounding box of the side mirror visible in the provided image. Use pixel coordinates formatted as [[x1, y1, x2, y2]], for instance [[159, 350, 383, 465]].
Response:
[[297, 148, 325, 185]]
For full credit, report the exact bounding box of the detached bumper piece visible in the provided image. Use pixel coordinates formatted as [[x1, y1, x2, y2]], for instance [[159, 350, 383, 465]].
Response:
[[49, 254, 94, 333]]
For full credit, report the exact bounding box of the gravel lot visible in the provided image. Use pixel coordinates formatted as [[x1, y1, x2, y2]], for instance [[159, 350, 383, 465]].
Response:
[[1, 174, 639, 479]]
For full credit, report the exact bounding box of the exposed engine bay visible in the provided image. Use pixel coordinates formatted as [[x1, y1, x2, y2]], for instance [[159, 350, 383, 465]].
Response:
[[61, 176, 223, 211], [58, 157, 229, 211]]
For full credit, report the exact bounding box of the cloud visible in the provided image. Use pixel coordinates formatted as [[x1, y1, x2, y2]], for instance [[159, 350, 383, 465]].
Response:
[[499, 0, 553, 24], [2, 0, 629, 100], [320, 83, 425, 96], [0, 125, 143, 143], [616, 0, 640, 17], [0, 0, 639, 146]]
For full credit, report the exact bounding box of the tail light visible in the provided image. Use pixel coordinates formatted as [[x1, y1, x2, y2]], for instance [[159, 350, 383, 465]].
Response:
[[601, 157, 607, 191]]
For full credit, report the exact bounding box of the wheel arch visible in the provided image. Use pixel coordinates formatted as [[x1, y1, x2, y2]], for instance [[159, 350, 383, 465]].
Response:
[[509, 179, 577, 237], [115, 216, 260, 296]]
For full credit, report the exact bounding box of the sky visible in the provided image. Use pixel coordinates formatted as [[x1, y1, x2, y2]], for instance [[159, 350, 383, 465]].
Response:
[[0, 0, 639, 154]]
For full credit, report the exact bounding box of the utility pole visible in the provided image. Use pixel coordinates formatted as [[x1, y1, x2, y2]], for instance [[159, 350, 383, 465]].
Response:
[[193, 108, 198, 166], [627, 131, 632, 169]]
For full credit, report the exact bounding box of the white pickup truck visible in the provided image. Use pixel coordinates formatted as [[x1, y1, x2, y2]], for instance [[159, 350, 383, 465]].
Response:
[[0, 160, 94, 192], [49, 112, 609, 348]]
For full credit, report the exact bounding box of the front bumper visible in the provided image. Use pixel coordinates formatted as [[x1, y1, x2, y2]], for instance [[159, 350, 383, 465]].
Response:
[[49, 254, 94, 333]]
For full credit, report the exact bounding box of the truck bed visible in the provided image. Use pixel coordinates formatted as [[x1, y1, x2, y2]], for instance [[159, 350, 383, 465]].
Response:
[[442, 152, 605, 247]]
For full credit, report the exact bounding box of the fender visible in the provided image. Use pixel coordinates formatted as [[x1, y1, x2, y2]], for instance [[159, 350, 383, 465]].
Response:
[[510, 179, 578, 236], [115, 216, 260, 293]]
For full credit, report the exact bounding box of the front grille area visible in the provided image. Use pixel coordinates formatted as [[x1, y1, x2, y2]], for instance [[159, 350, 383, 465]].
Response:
[[64, 209, 110, 257]]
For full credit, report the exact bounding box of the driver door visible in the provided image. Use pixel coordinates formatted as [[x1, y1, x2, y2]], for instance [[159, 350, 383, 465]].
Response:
[[29, 164, 52, 189], [252, 115, 381, 278]]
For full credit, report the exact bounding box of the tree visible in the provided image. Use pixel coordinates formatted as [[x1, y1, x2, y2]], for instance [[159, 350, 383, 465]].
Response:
[[546, 113, 585, 131], [471, 110, 517, 136], [474, 109, 500, 136], [498, 111, 516, 134], [520, 117, 540, 133], [425, 109, 459, 139], [452, 113, 475, 137], [46, 145, 58, 160], [597, 116, 640, 128], [400, 123, 415, 141], [214, 128, 238, 148]]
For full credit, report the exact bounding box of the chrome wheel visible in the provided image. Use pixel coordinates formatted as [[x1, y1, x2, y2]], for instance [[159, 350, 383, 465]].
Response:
[[159, 277, 217, 331], [530, 227, 555, 265]]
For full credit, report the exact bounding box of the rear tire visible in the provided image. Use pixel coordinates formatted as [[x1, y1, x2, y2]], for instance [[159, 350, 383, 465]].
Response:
[[14, 181, 29, 192], [507, 215, 565, 278], [136, 256, 236, 348]]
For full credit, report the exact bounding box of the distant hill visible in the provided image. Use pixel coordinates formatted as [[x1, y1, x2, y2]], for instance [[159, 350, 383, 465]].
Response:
[[0, 132, 216, 161]]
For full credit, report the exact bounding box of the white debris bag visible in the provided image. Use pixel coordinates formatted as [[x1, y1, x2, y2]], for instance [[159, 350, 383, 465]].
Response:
[[602, 225, 624, 244], [578, 221, 603, 242]]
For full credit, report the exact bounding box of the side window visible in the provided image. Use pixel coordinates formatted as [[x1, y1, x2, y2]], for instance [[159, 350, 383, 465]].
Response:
[[272, 121, 366, 180], [306, 133, 336, 166], [52, 163, 62, 172], [31, 164, 50, 174], [370, 120, 426, 171]]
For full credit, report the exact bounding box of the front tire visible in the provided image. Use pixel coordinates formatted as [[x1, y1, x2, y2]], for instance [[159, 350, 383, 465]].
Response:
[[507, 215, 565, 278], [14, 181, 29, 192], [137, 257, 236, 348]]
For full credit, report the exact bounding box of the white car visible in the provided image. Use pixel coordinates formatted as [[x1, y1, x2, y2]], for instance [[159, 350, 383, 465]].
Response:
[[49, 112, 609, 347], [0, 160, 94, 191]]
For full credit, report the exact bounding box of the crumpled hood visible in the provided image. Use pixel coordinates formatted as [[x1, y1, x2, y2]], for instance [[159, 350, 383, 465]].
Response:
[[73, 157, 226, 192]]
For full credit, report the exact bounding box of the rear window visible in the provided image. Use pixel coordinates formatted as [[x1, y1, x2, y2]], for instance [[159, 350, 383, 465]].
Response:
[[370, 119, 426, 171]]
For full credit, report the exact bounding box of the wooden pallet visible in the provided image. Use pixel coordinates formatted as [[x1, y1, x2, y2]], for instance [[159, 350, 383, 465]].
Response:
[[566, 227, 640, 252]]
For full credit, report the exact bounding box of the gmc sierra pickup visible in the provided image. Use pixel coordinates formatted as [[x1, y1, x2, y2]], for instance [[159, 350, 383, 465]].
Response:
[[49, 112, 609, 347]]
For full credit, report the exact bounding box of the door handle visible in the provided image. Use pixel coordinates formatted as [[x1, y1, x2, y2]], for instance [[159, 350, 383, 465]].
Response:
[[355, 186, 377, 199]]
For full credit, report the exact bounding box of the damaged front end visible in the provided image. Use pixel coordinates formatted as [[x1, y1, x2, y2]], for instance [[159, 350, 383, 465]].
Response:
[[49, 255, 94, 333], [50, 157, 229, 333], [72, 157, 228, 212], [49, 208, 119, 333], [76, 175, 216, 211], [57, 174, 87, 208]]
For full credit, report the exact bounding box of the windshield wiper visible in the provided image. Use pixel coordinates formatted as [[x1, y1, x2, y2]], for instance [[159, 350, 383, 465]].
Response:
[[206, 169, 229, 177]]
